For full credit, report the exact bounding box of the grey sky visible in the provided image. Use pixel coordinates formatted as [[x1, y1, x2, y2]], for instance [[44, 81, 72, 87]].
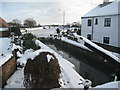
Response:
[[1, 0, 114, 25]]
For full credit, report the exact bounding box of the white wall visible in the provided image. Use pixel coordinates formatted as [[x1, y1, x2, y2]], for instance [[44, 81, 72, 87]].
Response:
[[81, 15, 119, 47], [118, 15, 120, 47], [118, 2, 120, 47], [81, 18, 93, 38]]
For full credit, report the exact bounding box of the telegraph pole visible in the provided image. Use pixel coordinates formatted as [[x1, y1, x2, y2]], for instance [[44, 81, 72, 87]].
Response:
[[63, 11, 65, 29]]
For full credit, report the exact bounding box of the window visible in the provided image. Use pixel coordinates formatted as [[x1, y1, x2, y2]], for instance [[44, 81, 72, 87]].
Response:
[[87, 34, 92, 40], [104, 18, 111, 27], [103, 37, 110, 44], [95, 18, 98, 25], [88, 19, 92, 26]]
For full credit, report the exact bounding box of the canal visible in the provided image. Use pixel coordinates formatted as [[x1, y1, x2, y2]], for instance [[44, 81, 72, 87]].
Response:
[[40, 38, 114, 87]]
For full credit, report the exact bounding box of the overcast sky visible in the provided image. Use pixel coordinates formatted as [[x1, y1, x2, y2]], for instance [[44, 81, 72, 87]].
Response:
[[1, 0, 114, 25]]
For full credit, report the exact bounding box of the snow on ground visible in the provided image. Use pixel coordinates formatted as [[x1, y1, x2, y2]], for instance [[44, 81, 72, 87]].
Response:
[[0, 38, 12, 55], [73, 33, 120, 63], [0, 53, 13, 67], [21, 27, 57, 38], [5, 40, 85, 88], [28, 28, 90, 50], [12, 43, 22, 51], [35, 40, 85, 88], [94, 81, 120, 88], [80, 36, 119, 63], [0, 28, 8, 31], [0, 37, 13, 67], [61, 37, 90, 51], [26, 27, 43, 31], [5, 68, 25, 88]]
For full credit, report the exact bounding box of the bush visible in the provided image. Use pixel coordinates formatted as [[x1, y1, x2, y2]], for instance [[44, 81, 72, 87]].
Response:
[[22, 33, 40, 51], [24, 52, 61, 88], [10, 27, 21, 36], [77, 29, 81, 35]]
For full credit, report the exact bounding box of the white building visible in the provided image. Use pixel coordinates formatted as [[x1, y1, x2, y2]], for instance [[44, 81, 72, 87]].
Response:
[[81, 0, 120, 48]]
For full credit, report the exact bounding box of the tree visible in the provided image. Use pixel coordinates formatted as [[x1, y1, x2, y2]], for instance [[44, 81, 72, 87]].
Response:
[[66, 23, 71, 28], [71, 21, 81, 28], [24, 18, 36, 28], [12, 19, 21, 26], [10, 27, 21, 36], [56, 28, 60, 34], [8, 19, 21, 27]]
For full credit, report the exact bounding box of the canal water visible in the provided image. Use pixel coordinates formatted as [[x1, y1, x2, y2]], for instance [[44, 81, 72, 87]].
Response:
[[42, 41, 112, 87]]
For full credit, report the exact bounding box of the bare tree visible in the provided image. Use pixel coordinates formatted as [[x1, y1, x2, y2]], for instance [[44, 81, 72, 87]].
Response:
[[71, 21, 81, 28], [24, 18, 36, 28], [8, 19, 21, 27]]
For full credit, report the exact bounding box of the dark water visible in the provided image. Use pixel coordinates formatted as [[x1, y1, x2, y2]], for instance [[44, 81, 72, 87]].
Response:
[[43, 42, 112, 87]]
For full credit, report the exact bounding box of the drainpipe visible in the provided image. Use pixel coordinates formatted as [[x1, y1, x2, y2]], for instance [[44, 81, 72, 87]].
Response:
[[91, 17, 94, 40]]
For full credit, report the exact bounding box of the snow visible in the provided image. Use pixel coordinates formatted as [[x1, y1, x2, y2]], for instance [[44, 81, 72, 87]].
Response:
[[35, 40, 85, 88], [12, 43, 22, 51], [5, 40, 85, 88], [61, 37, 90, 51], [47, 54, 54, 62], [0, 37, 13, 66], [94, 81, 120, 88], [79, 36, 119, 63], [25, 28, 57, 38], [83, 1, 119, 17], [72, 33, 119, 63], [0, 38, 12, 55], [0, 53, 13, 67], [0, 28, 8, 31], [25, 27, 43, 31], [5, 68, 25, 88]]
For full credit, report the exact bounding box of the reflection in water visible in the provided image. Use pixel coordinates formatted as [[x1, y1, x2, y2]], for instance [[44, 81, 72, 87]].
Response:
[[46, 44, 112, 86]]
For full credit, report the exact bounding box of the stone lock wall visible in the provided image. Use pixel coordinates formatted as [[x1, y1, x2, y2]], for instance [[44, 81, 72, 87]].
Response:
[[0, 56, 17, 88]]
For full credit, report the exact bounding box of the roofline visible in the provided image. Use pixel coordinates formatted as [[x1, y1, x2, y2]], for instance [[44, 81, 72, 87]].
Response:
[[81, 14, 120, 19]]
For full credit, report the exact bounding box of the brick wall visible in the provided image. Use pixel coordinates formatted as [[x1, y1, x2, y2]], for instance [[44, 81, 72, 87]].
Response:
[[0, 31, 10, 37], [0, 56, 17, 88]]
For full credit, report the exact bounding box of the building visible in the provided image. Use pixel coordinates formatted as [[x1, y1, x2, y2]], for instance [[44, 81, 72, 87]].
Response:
[[81, 0, 120, 48]]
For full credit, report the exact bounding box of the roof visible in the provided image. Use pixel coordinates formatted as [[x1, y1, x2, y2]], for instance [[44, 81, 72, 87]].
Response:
[[0, 17, 8, 28], [82, 0, 120, 18]]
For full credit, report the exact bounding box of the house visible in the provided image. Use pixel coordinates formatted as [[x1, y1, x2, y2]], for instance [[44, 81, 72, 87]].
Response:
[[81, 0, 120, 48]]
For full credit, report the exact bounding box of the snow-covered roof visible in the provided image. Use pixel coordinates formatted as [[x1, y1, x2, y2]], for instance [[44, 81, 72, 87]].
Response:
[[82, 0, 120, 18]]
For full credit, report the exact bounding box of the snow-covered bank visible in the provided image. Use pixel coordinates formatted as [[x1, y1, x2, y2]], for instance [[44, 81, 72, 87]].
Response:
[[94, 81, 120, 88], [35, 40, 85, 88], [5, 40, 87, 88], [61, 37, 90, 51], [72, 33, 120, 63]]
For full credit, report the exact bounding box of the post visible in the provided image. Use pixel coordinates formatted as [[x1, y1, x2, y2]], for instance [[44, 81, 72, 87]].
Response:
[[91, 17, 94, 40], [63, 11, 65, 30]]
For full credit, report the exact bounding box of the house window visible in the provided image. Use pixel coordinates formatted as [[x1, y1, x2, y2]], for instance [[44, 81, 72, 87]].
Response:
[[104, 18, 111, 27], [88, 19, 92, 26], [103, 37, 110, 44], [87, 34, 92, 40], [95, 18, 98, 25]]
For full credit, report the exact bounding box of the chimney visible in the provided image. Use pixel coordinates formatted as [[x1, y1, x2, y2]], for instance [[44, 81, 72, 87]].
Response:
[[103, 0, 109, 3]]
